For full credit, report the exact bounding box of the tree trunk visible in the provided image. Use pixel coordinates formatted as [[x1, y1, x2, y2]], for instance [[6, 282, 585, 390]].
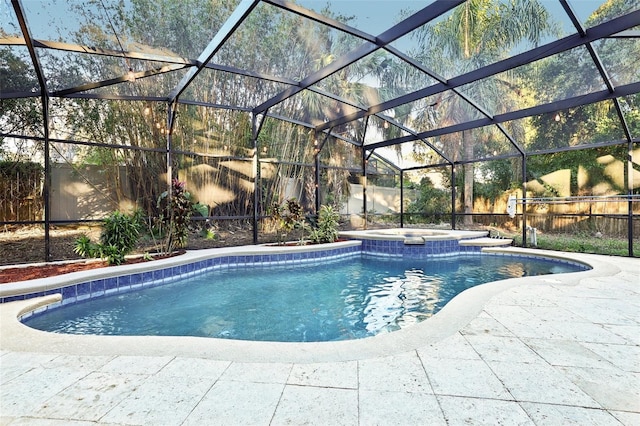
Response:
[[463, 131, 474, 226]]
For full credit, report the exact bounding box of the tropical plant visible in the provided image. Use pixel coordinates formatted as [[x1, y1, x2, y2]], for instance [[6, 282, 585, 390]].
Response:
[[200, 227, 217, 240], [73, 234, 100, 259], [308, 204, 340, 244], [156, 179, 209, 253], [272, 198, 307, 244], [74, 209, 144, 265]]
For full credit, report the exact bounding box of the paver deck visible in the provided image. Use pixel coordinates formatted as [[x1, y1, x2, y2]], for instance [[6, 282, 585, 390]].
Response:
[[1, 249, 638, 425]]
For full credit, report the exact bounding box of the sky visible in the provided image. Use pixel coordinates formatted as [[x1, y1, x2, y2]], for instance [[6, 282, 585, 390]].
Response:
[[296, 0, 606, 38], [4, 0, 607, 48]]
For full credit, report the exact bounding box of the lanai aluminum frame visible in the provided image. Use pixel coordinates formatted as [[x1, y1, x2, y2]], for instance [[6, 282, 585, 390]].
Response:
[[3, 0, 639, 259]]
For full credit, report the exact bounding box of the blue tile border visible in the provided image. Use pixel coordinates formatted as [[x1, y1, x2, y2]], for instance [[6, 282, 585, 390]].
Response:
[[5, 238, 589, 322], [8, 244, 362, 314], [1, 239, 484, 307]]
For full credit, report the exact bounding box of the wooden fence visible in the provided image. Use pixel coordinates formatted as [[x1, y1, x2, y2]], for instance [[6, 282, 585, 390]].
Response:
[[0, 169, 43, 223], [473, 195, 638, 237]]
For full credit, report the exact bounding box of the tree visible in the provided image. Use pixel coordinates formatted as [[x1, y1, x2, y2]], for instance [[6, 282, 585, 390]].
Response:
[[524, 0, 640, 197], [406, 176, 451, 224], [41, 0, 380, 224], [0, 46, 43, 158], [405, 0, 557, 225]]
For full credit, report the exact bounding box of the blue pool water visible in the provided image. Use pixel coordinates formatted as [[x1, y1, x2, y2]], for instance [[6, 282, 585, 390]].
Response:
[[24, 254, 585, 342]]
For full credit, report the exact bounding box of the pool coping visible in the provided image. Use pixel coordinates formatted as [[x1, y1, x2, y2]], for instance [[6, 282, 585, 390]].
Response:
[[0, 246, 614, 363]]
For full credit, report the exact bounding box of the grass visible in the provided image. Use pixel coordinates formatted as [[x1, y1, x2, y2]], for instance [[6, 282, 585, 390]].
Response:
[[511, 232, 639, 257]]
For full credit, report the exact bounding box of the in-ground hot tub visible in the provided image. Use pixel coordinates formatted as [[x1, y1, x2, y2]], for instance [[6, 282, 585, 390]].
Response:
[[339, 228, 512, 256]]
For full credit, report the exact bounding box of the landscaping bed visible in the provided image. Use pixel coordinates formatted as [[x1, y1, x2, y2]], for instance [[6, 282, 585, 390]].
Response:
[[0, 225, 257, 283]]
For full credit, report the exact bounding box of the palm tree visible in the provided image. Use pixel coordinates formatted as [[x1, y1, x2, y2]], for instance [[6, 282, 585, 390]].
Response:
[[405, 0, 557, 225]]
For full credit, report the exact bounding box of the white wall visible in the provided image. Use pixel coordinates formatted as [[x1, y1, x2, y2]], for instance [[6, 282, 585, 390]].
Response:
[[342, 183, 417, 215]]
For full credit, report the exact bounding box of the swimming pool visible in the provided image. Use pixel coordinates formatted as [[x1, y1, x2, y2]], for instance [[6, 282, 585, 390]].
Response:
[[23, 253, 586, 342]]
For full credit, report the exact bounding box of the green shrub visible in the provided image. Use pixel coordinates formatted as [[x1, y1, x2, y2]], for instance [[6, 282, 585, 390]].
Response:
[[74, 210, 143, 265], [100, 210, 143, 255], [309, 205, 340, 244]]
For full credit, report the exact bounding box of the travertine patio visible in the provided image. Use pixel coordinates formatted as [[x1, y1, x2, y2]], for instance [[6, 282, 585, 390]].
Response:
[[1, 249, 638, 425]]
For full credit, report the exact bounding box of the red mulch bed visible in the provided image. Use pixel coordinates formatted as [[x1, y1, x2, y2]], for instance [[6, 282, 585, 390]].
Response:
[[0, 261, 109, 283], [0, 254, 179, 284]]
